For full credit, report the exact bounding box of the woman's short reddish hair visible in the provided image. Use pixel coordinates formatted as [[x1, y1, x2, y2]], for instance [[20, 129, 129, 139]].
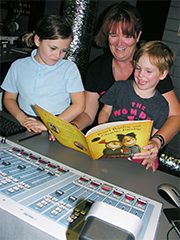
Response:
[[95, 1, 142, 48]]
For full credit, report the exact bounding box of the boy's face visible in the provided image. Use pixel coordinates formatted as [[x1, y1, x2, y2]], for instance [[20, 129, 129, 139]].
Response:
[[34, 36, 72, 65], [134, 53, 167, 95]]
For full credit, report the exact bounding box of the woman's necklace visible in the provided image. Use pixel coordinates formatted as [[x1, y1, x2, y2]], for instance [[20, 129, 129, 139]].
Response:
[[112, 66, 116, 78], [112, 60, 133, 81]]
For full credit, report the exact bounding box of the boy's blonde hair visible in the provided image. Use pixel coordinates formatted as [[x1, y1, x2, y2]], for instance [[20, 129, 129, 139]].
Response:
[[133, 41, 176, 73]]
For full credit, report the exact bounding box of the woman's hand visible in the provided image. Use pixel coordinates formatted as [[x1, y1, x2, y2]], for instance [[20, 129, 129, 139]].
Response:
[[22, 117, 47, 132], [132, 138, 160, 171]]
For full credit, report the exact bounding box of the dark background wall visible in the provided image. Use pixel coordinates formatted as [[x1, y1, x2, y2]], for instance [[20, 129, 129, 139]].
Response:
[[136, 0, 171, 41], [0, 0, 171, 42], [0, 1, 46, 36]]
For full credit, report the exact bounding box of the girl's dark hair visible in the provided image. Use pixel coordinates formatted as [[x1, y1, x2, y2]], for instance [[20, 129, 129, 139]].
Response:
[[35, 14, 72, 41], [95, 1, 142, 48]]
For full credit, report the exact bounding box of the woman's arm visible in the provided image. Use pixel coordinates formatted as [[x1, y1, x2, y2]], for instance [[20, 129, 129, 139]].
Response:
[[71, 91, 100, 130], [133, 90, 180, 170], [57, 91, 85, 123], [156, 90, 180, 144], [98, 104, 112, 124], [143, 90, 180, 152]]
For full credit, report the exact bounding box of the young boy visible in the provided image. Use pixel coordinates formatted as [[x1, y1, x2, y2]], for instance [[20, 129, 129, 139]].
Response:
[[98, 41, 175, 170]]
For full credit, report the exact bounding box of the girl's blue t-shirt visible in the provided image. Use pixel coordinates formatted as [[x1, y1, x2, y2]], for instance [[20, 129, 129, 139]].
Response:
[[1, 49, 84, 116]]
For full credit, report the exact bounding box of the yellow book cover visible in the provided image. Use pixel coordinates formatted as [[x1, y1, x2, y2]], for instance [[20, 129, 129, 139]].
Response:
[[34, 105, 153, 160]]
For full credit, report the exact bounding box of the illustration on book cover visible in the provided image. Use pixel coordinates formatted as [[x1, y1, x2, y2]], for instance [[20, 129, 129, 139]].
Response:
[[35, 105, 153, 160], [98, 132, 141, 159]]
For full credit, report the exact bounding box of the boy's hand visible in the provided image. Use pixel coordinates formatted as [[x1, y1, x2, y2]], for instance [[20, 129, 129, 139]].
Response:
[[141, 157, 156, 172]]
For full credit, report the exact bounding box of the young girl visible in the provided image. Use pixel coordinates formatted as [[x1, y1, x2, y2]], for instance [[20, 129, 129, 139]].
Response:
[[98, 41, 176, 171], [1, 15, 85, 133]]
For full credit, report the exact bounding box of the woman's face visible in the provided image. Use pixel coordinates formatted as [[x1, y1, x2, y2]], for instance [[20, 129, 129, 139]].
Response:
[[108, 23, 141, 62]]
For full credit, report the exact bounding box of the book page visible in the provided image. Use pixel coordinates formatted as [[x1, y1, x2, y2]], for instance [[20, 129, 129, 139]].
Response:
[[86, 120, 144, 135], [34, 105, 92, 157], [86, 120, 153, 160]]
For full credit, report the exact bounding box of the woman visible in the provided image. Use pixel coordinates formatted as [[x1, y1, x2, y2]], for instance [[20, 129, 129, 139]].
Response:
[[71, 1, 180, 170]]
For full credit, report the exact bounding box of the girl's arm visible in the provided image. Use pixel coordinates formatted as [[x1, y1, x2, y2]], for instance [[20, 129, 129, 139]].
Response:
[[4, 91, 46, 132], [70, 91, 99, 130], [57, 91, 85, 122], [98, 104, 112, 124], [4, 91, 28, 126]]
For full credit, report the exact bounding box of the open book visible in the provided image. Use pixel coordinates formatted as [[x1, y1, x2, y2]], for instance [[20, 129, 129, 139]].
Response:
[[34, 105, 153, 160]]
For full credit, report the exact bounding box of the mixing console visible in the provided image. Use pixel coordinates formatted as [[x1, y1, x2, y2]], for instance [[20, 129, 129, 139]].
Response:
[[0, 137, 162, 240]]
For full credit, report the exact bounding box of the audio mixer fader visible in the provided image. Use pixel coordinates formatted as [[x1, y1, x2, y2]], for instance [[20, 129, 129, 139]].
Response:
[[0, 137, 162, 240]]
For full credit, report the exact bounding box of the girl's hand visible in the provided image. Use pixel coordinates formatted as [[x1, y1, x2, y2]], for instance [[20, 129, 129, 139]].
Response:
[[22, 118, 56, 141], [48, 130, 56, 141], [22, 117, 47, 132]]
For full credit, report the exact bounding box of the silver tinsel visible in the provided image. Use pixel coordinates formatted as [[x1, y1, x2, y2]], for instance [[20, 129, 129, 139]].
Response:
[[62, 0, 99, 80]]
